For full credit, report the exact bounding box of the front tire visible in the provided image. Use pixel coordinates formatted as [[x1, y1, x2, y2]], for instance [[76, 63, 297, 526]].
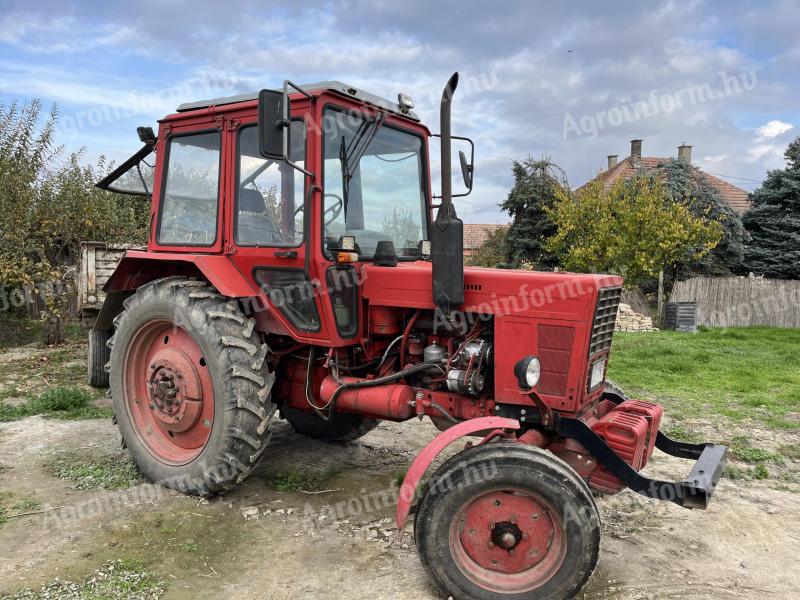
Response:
[[109, 277, 276, 496], [414, 443, 600, 600]]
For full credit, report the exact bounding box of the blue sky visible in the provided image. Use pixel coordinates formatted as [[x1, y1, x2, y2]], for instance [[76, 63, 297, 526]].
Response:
[[1, 0, 798, 223]]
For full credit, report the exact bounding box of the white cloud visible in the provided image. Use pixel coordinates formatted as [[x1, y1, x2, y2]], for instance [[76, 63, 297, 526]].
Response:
[[756, 119, 793, 139]]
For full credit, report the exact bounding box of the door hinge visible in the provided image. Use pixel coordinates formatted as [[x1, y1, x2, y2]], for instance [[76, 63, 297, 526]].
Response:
[[224, 241, 237, 255], [227, 119, 241, 131], [214, 115, 224, 129]]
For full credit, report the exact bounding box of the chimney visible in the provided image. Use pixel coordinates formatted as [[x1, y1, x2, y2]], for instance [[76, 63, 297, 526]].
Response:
[[678, 143, 692, 164], [607, 155, 618, 170], [630, 139, 642, 165]]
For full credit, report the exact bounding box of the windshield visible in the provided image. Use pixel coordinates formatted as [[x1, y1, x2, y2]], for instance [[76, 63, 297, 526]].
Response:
[[323, 108, 427, 258]]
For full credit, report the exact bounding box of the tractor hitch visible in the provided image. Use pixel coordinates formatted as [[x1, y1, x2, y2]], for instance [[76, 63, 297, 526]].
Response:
[[557, 416, 727, 509]]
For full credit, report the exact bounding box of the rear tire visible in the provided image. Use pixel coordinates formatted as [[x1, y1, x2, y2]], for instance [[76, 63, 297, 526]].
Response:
[[109, 277, 276, 496], [414, 443, 600, 600], [88, 328, 111, 388], [281, 405, 379, 442]]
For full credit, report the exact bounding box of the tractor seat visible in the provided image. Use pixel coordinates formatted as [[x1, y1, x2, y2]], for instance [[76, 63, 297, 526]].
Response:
[[238, 188, 283, 245]]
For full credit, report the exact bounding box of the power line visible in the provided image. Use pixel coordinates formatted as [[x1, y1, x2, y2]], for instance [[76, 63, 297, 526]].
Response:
[[703, 170, 762, 184]]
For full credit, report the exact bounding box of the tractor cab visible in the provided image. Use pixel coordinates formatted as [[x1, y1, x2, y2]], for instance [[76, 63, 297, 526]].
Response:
[[98, 80, 472, 344]]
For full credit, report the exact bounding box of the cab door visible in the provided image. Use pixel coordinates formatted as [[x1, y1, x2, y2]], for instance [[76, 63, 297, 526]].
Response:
[[225, 105, 334, 343]]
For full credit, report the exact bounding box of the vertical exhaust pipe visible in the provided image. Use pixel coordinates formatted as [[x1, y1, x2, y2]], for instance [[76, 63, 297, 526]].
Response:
[[430, 72, 464, 315]]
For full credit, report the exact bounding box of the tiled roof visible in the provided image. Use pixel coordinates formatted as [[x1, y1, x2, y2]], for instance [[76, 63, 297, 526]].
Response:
[[463, 223, 510, 249], [579, 156, 751, 214]]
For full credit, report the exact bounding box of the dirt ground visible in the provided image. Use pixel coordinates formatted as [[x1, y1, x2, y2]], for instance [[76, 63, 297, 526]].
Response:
[[1, 343, 799, 599]]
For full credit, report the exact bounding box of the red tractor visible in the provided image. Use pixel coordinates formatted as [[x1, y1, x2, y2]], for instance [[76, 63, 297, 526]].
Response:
[[94, 73, 726, 599]]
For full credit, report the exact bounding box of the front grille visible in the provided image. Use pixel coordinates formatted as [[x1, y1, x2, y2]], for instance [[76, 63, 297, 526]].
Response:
[[589, 287, 622, 357]]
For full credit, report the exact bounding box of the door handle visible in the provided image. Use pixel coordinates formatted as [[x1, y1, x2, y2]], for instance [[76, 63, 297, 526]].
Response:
[[274, 250, 298, 258]]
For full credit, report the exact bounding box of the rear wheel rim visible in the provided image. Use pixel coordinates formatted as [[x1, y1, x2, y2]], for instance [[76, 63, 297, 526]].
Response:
[[123, 320, 214, 465], [449, 487, 566, 594]]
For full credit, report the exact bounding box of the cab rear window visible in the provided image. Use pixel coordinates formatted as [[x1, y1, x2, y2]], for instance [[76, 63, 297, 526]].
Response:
[[157, 131, 221, 246]]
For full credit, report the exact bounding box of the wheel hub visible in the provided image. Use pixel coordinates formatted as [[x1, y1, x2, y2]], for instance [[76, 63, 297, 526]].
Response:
[[145, 350, 204, 432], [150, 369, 180, 414], [456, 490, 560, 575], [491, 521, 522, 550]]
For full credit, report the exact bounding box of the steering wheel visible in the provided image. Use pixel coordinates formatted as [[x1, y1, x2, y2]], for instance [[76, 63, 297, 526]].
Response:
[[322, 193, 344, 227], [291, 193, 344, 229]]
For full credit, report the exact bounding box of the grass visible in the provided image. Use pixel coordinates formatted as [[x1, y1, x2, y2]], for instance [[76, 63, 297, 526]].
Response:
[[269, 468, 341, 492], [608, 327, 800, 429], [723, 463, 770, 480], [726, 435, 784, 465], [779, 444, 800, 461], [3, 559, 165, 599], [0, 492, 41, 529], [11, 497, 41, 512], [0, 387, 112, 422], [43, 452, 143, 490]]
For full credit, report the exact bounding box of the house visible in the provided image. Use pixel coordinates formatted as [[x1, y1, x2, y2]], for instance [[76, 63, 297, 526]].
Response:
[[463, 223, 509, 258], [581, 139, 751, 214]]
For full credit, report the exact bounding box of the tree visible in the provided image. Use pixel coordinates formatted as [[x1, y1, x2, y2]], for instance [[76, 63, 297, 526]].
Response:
[[0, 99, 149, 343], [500, 158, 563, 268], [467, 226, 509, 268], [648, 158, 746, 277], [545, 176, 723, 287], [741, 136, 800, 278]]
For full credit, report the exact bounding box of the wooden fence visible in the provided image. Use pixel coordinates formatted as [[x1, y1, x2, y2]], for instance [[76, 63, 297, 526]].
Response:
[[669, 277, 800, 328]]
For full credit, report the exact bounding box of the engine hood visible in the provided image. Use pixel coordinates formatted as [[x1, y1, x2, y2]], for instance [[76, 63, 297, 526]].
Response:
[[360, 262, 623, 322]]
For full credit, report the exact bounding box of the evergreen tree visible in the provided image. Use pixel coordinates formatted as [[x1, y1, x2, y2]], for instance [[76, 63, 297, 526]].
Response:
[[647, 159, 746, 277], [742, 136, 800, 279], [500, 158, 563, 268]]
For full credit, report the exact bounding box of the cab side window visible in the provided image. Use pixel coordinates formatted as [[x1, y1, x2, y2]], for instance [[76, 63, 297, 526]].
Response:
[[157, 131, 221, 246], [236, 123, 306, 247]]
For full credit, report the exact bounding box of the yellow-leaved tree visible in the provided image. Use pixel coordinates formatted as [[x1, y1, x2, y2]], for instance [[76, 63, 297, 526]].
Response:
[[545, 175, 722, 286]]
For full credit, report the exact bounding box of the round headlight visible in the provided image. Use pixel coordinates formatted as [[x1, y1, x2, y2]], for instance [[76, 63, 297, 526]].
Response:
[[514, 356, 541, 390], [525, 357, 541, 387]]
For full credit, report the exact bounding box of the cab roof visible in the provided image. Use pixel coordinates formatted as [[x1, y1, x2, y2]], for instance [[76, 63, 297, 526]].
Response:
[[175, 81, 420, 121]]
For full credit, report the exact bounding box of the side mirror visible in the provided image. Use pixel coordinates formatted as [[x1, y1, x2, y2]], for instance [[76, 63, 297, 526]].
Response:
[[257, 89, 286, 160], [459, 150, 473, 190], [258, 81, 315, 180]]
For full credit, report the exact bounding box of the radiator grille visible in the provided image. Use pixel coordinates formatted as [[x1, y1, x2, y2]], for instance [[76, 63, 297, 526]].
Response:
[[589, 287, 622, 357]]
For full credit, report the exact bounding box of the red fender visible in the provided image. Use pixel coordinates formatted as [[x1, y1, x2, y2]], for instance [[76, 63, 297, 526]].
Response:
[[104, 251, 257, 298], [395, 416, 520, 531]]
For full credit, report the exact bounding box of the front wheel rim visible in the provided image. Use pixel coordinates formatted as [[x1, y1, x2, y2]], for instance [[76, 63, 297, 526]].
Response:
[[123, 320, 215, 465], [449, 487, 567, 594]]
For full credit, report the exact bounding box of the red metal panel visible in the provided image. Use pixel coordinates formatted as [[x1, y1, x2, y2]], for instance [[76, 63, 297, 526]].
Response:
[[104, 252, 257, 298], [537, 324, 575, 397], [395, 416, 520, 531]]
